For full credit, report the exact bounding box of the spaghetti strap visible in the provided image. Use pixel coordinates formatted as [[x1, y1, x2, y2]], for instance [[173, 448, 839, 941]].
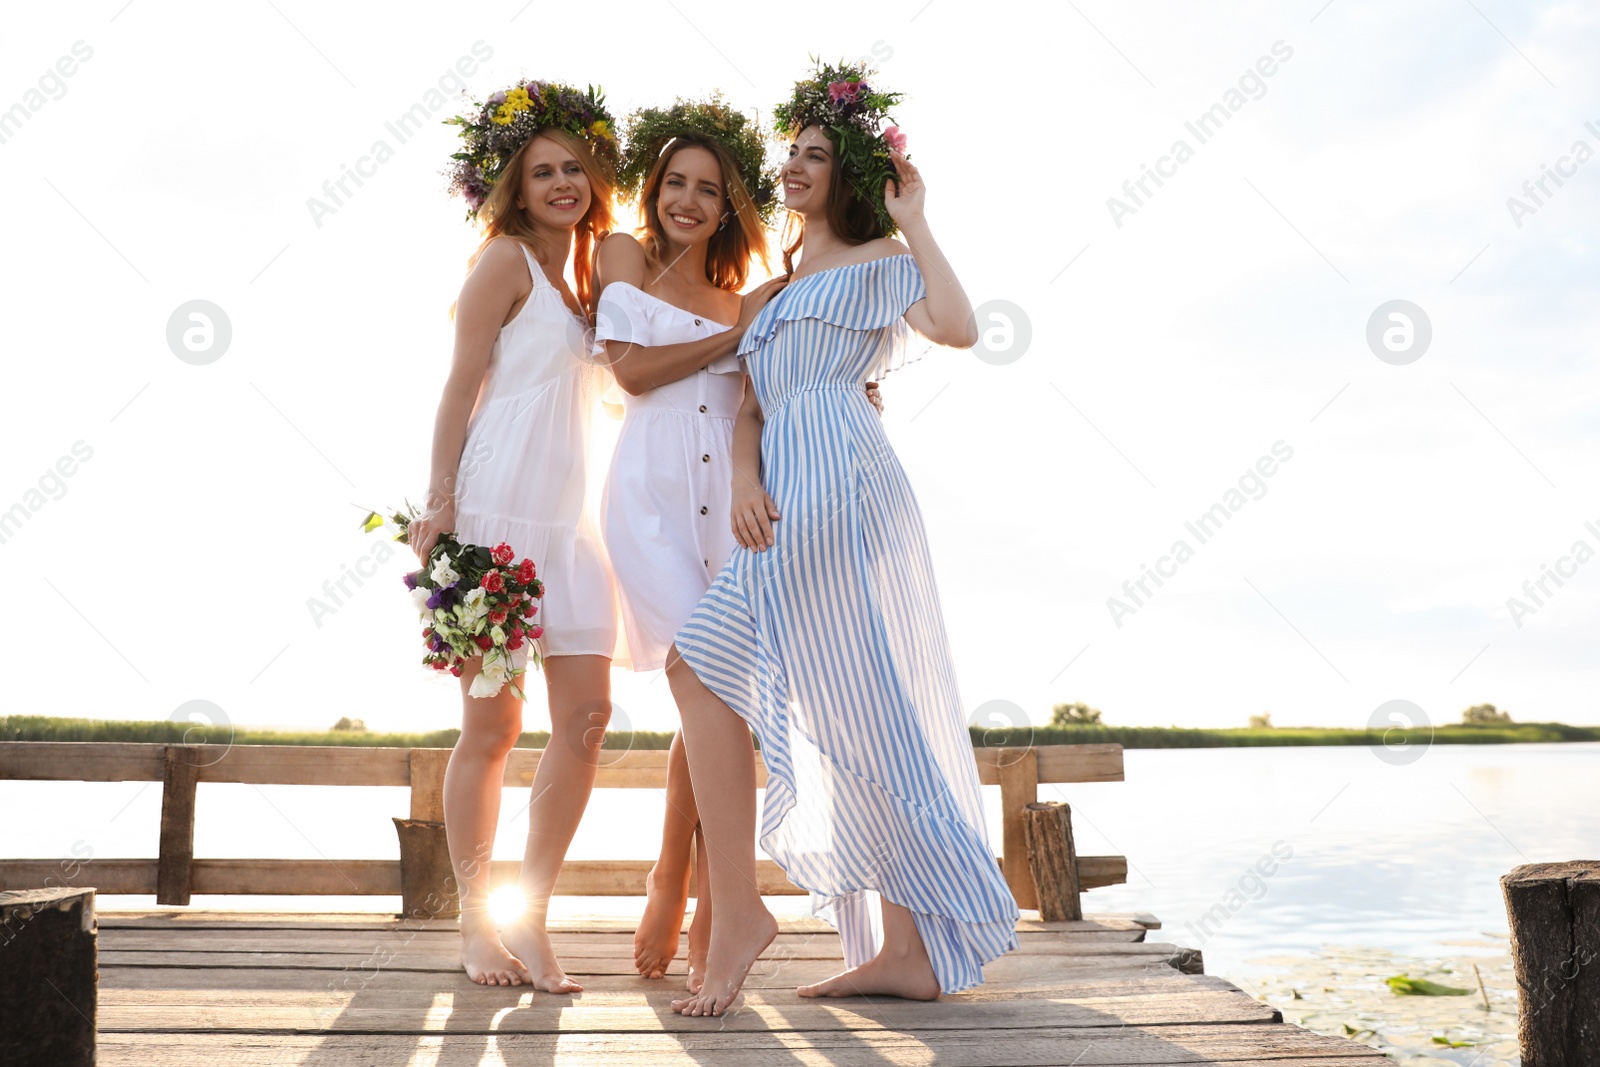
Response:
[[511, 240, 549, 290]]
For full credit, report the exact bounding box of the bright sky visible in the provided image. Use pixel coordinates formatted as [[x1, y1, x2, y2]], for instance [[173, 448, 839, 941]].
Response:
[[1, 0, 1596, 739]]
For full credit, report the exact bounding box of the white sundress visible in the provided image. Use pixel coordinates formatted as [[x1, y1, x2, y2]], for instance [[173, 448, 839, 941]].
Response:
[[453, 238, 621, 667], [595, 281, 742, 671]]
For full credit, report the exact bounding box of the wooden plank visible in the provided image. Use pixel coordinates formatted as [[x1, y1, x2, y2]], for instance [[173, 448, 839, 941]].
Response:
[[98, 938, 1193, 973], [997, 749, 1040, 909], [97, 990, 1272, 1030], [976, 743, 1125, 785], [98, 967, 1244, 1000], [3, 853, 1127, 898], [197, 745, 411, 786], [99, 928, 1150, 954], [92, 1025, 1390, 1065], [97, 959, 1216, 997], [98, 989, 1281, 1033], [2, 742, 1124, 788], [155, 746, 199, 907], [0, 859, 157, 894], [0, 741, 166, 782]]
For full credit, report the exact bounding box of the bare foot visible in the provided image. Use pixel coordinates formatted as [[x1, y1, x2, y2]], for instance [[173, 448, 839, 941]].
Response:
[[460, 925, 530, 986], [670, 900, 777, 1017], [501, 917, 583, 993], [796, 940, 941, 1001], [685, 896, 711, 994], [634, 862, 689, 980]]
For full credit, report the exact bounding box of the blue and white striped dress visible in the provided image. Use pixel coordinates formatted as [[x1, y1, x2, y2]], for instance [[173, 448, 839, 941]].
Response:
[[674, 253, 1020, 994]]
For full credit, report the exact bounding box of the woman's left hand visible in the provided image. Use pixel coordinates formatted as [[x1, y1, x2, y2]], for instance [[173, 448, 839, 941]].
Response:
[[884, 149, 924, 227], [865, 381, 884, 415]]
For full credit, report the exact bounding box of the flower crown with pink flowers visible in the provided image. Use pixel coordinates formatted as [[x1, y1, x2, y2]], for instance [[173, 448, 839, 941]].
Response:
[[443, 79, 621, 221], [773, 58, 908, 236]]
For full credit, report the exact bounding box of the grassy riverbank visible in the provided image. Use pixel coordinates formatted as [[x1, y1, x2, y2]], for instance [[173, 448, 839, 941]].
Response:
[[3, 715, 1596, 749]]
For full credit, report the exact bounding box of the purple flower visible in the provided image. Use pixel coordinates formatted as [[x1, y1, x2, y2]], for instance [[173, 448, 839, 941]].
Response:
[[403, 571, 419, 590], [426, 589, 443, 610], [487, 90, 507, 106]]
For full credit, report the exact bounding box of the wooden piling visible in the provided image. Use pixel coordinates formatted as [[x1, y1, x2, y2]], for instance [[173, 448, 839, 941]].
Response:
[[1023, 800, 1083, 921], [0, 887, 96, 1066], [1501, 860, 1600, 1066]]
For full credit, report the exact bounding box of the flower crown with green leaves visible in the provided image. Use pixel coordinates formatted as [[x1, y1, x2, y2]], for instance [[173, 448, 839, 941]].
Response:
[[444, 79, 621, 221], [616, 94, 780, 229], [773, 58, 908, 237]]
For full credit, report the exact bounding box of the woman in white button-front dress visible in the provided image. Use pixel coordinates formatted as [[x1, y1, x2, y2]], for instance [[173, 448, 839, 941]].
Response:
[[408, 83, 625, 993], [593, 114, 780, 991], [593, 106, 881, 990]]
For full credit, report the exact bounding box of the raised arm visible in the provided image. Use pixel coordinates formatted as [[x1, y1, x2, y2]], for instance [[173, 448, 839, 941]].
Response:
[[729, 375, 780, 551], [885, 149, 980, 350], [595, 233, 788, 395], [407, 237, 527, 561]]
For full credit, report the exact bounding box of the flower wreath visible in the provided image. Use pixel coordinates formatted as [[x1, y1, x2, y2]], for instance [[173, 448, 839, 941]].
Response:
[[443, 79, 621, 221], [616, 93, 780, 228], [772, 58, 909, 237]]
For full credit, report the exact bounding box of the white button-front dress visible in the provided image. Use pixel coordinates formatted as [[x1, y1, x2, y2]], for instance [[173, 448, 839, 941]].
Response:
[[595, 282, 742, 671], [452, 238, 621, 667]]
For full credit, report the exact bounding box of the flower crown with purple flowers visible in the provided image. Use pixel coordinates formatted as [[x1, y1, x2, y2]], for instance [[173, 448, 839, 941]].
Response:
[[773, 58, 908, 236], [443, 79, 621, 221]]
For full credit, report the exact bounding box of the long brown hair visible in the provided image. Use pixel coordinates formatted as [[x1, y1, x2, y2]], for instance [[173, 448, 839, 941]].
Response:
[[780, 123, 885, 275], [467, 127, 617, 317], [636, 134, 769, 291]]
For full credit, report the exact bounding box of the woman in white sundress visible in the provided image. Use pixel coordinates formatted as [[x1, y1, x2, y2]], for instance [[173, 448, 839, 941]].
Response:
[[593, 101, 882, 991], [407, 80, 624, 992]]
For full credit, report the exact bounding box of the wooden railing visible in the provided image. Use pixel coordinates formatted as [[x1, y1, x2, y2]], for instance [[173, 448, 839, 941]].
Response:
[[0, 741, 1125, 913]]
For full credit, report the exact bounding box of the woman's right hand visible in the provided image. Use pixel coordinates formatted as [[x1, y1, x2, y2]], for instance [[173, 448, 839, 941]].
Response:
[[731, 478, 781, 552], [735, 276, 790, 334], [408, 498, 455, 563]]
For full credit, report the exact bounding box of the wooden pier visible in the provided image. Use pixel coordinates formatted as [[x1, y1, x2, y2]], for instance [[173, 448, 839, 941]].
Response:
[[4, 740, 1391, 1064], [94, 908, 1390, 1065]]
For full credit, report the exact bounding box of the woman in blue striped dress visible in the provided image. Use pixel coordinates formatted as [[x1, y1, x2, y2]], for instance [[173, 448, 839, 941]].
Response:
[[665, 75, 1020, 1016]]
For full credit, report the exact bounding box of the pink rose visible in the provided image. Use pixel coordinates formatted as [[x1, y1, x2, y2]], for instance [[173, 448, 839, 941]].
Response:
[[883, 125, 907, 152], [491, 542, 515, 566]]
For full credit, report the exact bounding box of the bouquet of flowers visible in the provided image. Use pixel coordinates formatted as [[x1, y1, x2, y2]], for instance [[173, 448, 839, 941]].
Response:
[[362, 503, 544, 699]]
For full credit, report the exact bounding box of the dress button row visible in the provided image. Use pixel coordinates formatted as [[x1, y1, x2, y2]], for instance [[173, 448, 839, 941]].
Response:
[[701, 454, 709, 462], [694, 318, 703, 326], [698, 404, 707, 413], [700, 506, 708, 515]]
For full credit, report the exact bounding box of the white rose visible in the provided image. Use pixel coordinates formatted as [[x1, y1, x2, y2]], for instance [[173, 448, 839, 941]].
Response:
[[490, 625, 506, 644], [410, 587, 432, 616], [430, 555, 460, 587], [469, 650, 510, 698], [461, 587, 488, 621]]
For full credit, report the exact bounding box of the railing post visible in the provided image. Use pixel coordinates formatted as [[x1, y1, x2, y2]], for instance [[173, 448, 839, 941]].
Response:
[[156, 745, 199, 906], [997, 749, 1040, 910]]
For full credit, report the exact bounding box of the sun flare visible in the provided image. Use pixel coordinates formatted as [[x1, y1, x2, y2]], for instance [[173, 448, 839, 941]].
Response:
[[487, 885, 527, 926]]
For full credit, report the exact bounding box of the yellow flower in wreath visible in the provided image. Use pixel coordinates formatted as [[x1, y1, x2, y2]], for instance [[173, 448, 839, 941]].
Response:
[[590, 119, 611, 140], [506, 87, 532, 111], [490, 104, 515, 125]]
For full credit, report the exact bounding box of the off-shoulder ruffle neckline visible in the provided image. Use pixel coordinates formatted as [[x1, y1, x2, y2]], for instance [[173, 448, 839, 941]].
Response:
[[599, 280, 735, 330], [737, 253, 923, 360]]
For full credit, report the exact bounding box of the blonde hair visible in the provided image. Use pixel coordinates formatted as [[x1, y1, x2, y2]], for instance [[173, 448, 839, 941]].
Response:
[[467, 127, 618, 317]]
